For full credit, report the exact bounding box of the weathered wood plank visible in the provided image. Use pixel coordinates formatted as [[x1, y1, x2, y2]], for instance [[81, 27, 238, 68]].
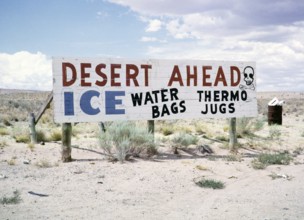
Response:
[[35, 91, 53, 124]]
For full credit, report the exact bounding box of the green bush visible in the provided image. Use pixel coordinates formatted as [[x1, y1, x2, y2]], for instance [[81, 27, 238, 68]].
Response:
[[252, 152, 292, 169], [236, 117, 252, 136], [195, 178, 225, 189], [172, 132, 198, 147], [253, 117, 265, 131], [258, 152, 292, 165], [12, 124, 30, 143], [236, 117, 265, 137], [99, 121, 156, 162], [0, 190, 22, 205], [268, 125, 281, 140]]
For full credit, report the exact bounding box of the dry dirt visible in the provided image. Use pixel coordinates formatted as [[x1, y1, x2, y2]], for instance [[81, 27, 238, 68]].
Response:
[[1, 91, 304, 220]]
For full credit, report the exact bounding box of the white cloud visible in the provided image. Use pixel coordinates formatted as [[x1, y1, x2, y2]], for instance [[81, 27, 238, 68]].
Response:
[[140, 37, 158, 42], [0, 51, 52, 91], [144, 39, 304, 91], [108, 0, 304, 91], [140, 36, 167, 44], [108, 0, 304, 25], [145, 19, 162, 32]]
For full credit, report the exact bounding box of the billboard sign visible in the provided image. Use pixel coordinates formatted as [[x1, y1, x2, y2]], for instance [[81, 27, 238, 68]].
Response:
[[53, 57, 257, 123]]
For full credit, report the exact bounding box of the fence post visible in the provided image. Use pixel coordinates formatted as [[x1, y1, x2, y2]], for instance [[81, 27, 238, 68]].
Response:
[[62, 123, 72, 162], [29, 113, 37, 144], [229, 117, 237, 153], [148, 120, 154, 140]]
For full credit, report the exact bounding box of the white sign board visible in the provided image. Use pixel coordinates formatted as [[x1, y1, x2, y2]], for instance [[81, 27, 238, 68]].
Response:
[[53, 57, 257, 123]]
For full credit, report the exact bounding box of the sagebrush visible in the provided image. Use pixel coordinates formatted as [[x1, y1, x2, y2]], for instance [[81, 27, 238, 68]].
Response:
[[0, 190, 22, 205], [99, 121, 156, 162], [236, 117, 265, 137], [172, 132, 198, 147], [195, 178, 225, 189], [252, 152, 292, 169]]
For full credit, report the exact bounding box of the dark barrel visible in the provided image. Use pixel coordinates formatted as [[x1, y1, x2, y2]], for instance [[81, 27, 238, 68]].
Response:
[[268, 105, 282, 125]]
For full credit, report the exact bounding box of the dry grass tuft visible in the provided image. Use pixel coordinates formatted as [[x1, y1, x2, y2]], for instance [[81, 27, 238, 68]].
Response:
[[35, 159, 54, 168], [7, 157, 16, 166], [0, 127, 9, 136], [0, 190, 22, 205]]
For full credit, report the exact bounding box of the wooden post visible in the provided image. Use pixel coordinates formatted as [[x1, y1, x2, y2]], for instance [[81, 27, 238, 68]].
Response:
[[62, 123, 72, 162], [148, 120, 154, 140], [229, 117, 237, 153], [29, 113, 37, 144]]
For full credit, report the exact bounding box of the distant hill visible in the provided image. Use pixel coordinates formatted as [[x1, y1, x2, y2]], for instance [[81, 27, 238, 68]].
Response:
[[0, 88, 51, 94]]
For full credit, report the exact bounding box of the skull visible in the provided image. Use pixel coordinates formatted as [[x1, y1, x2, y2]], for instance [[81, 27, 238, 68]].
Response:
[[243, 66, 254, 86]]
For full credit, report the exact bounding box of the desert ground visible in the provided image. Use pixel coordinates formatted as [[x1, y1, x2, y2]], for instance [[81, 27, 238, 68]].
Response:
[[1, 90, 304, 220]]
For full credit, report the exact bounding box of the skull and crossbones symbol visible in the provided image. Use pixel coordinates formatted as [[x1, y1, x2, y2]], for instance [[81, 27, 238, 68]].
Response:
[[239, 66, 255, 90]]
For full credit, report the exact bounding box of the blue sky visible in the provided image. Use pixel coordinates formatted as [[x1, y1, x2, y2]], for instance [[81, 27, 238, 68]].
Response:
[[0, 0, 304, 91], [0, 0, 146, 56]]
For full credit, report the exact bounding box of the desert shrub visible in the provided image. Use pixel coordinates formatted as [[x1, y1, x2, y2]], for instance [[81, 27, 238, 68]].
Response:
[[194, 122, 209, 135], [36, 129, 48, 142], [0, 127, 9, 136], [35, 159, 53, 168], [226, 154, 242, 162], [15, 134, 30, 143], [293, 147, 303, 155], [253, 117, 265, 131], [195, 165, 209, 171], [172, 132, 198, 147], [40, 112, 53, 124], [12, 124, 30, 143], [195, 178, 225, 189], [258, 152, 292, 165], [7, 158, 16, 166], [215, 135, 229, 142], [236, 117, 265, 137], [0, 190, 22, 205], [268, 125, 281, 140], [49, 129, 62, 141], [99, 121, 156, 162], [27, 143, 35, 151], [252, 152, 292, 169], [72, 126, 81, 137], [236, 117, 252, 136], [159, 125, 174, 136], [174, 124, 193, 134], [223, 125, 229, 133], [2, 117, 12, 126], [251, 159, 266, 169], [0, 140, 8, 148]]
